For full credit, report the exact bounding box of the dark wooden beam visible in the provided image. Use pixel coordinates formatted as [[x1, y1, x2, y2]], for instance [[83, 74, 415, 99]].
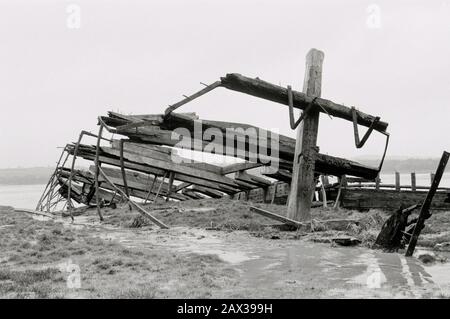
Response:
[[220, 74, 388, 132]]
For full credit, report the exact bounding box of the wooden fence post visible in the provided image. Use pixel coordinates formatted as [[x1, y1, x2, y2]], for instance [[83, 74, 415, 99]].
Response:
[[287, 48, 324, 221], [411, 172, 416, 191], [375, 174, 380, 190], [395, 172, 400, 191]]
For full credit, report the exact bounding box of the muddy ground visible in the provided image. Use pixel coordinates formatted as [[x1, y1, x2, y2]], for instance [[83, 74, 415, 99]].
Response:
[[1, 199, 450, 298]]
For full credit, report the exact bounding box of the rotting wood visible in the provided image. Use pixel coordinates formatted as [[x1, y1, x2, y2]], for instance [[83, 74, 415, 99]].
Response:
[[374, 204, 420, 251], [249, 206, 306, 228], [102, 112, 380, 179], [287, 48, 324, 222], [405, 151, 450, 256], [220, 74, 388, 132], [98, 166, 169, 229]]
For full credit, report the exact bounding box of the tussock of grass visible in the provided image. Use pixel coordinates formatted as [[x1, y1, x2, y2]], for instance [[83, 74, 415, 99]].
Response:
[[0, 268, 65, 298]]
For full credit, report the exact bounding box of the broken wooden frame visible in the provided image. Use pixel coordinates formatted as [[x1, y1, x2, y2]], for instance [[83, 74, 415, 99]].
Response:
[[405, 151, 450, 256], [112, 68, 389, 221], [38, 64, 392, 228]]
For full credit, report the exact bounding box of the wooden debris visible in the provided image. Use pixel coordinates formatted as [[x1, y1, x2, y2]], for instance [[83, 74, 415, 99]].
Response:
[[374, 204, 420, 251], [405, 151, 450, 256], [249, 206, 306, 228]]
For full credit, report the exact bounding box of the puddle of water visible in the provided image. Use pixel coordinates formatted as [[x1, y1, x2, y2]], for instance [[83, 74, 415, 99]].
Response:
[[54, 215, 450, 298]]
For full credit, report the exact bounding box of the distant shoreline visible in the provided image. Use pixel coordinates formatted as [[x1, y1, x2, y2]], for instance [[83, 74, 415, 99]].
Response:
[[0, 159, 449, 185]]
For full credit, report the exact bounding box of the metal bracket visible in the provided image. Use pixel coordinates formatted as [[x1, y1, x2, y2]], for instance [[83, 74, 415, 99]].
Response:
[[352, 106, 380, 148], [287, 85, 318, 130]]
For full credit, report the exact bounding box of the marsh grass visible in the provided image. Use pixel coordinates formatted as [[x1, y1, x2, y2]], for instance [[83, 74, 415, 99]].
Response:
[[0, 207, 236, 298]]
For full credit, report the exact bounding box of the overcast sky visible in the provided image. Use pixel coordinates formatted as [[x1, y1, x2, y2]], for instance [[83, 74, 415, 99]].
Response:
[[0, 0, 449, 168]]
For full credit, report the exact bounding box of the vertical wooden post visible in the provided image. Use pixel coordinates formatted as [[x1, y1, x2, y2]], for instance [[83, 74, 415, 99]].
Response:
[[165, 171, 175, 202], [411, 172, 416, 191], [395, 172, 400, 191], [320, 175, 327, 207], [287, 48, 324, 221], [375, 174, 380, 190], [430, 173, 435, 185]]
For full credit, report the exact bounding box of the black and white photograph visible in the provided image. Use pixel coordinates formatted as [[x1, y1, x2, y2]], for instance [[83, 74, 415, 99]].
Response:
[[0, 0, 449, 303]]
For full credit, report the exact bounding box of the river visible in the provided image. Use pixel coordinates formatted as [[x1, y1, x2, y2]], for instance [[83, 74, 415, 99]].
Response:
[[0, 173, 449, 209]]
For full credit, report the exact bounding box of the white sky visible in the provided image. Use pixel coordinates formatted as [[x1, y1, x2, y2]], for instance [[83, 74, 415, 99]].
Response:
[[0, 0, 449, 168]]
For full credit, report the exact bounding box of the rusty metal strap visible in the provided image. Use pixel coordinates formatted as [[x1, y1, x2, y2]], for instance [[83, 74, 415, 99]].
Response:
[[352, 106, 380, 148], [377, 131, 390, 173], [287, 85, 319, 130]]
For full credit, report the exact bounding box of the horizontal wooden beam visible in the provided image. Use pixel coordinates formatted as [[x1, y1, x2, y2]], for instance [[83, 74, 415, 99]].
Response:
[[220, 73, 388, 132]]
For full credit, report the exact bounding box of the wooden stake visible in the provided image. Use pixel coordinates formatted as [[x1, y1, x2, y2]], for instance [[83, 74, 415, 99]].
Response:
[[375, 174, 381, 190], [165, 172, 175, 202], [287, 48, 324, 221], [395, 172, 400, 191], [405, 151, 450, 257], [94, 124, 105, 222], [320, 175, 327, 207], [411, 172, 416, 191]]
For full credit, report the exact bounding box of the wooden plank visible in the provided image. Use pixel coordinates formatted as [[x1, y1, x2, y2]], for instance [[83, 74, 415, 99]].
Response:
[[250, 206, 306, 228], [234, 171, 272, 187], [105, 112, 380, 179], [92, 166, 189, 201], [98, 166, 169, 229], [221, 162, 263, 175], [191, 185, 227, 198], [287, 48, 324, 222], [327, 188, 450, 211], [101, 146, 246, 190], [68, 144, 242, 194], [220, 74, 388, 132], [164, 81, 222, 115], [406, 151, 450, 256]]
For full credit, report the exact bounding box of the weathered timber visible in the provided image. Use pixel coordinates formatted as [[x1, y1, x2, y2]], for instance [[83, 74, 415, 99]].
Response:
[[327, 188, 450, 211], [190, 185, 227, 198], [249, 206, 306, 228], [100, 146, 250, 190], [98, 166, 169, 229], [375, 204, 420, 251], [221, 162, 264, 175], [181, 189, 207, 200], [92, 166, 189, 201], [288, 48, 324, 222], [66, 144, 242, 194], [102, 112, 379, 179], [406, 151, 450, 256], [234, 171, 272, 188], [220, 73, 388, 132]]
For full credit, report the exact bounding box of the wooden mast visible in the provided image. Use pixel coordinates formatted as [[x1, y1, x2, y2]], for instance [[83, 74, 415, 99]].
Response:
[[287, 49, 324, 221]]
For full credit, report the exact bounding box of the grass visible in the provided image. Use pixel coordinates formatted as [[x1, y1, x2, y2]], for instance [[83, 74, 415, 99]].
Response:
[[97, 199, 391, 245], [2, 201, 449, 299], [95, 199, 450, 249], [0, 206, 237, 298]]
